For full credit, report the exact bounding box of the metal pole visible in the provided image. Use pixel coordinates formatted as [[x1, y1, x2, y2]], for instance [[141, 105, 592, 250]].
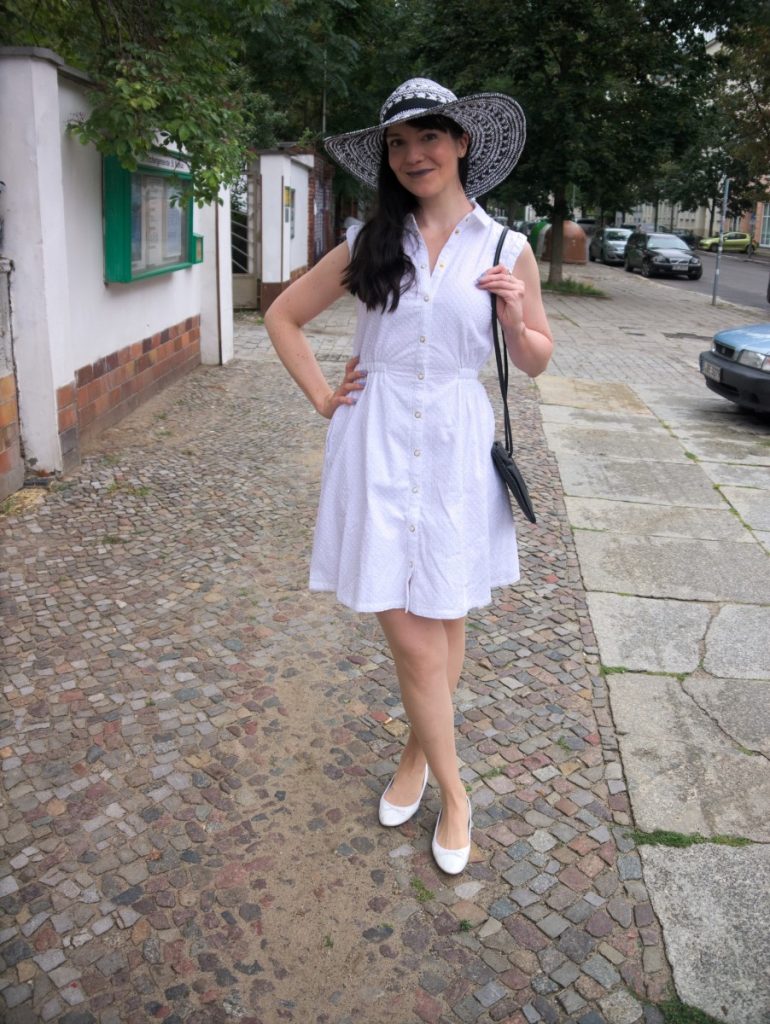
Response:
[[711, 176, 731, 306]]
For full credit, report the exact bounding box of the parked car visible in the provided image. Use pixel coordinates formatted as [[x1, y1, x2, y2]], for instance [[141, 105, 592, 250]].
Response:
[[699, 323, 770, 413], [669, 228, 701, 249], [589, 227, 632, 265], [624, 231, 703, 279], [576, 217, 596, 237], [698, 231, 754, 254]]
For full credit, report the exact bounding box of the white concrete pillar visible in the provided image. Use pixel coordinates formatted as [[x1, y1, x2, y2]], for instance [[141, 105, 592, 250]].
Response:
[[0, 48, 76, 472], [199, 186, 234, 365]]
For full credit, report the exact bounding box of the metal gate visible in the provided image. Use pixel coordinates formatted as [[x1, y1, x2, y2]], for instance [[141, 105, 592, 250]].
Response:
[[231, 168, 260, 309]]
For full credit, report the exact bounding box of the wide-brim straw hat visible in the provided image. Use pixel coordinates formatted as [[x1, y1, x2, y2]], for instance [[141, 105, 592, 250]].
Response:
[[324, 77, 526, 198]]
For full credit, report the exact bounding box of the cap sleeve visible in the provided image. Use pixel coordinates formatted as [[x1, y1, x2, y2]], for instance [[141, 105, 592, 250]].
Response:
[[345, 222, 363, 255], [501, 229, 528, 269]]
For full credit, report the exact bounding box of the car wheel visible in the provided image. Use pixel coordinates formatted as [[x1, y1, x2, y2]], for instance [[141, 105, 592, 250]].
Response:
[[624, 259, 634, 273], [746, 244, 754, 256], [589, 249, 596, 262], [688, 268, 703, 280], [641, 261, 653, 278]]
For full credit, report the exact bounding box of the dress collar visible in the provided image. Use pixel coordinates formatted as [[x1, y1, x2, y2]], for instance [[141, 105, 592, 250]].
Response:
[[405, 201, 490, 235]]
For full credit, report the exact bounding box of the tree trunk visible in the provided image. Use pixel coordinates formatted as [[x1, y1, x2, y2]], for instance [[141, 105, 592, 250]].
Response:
[[709, 200, 716, 236], [547, 186, 568, 285]]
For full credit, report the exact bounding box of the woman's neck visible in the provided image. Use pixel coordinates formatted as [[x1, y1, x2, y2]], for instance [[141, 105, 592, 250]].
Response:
[[414, 190, 474, 234]]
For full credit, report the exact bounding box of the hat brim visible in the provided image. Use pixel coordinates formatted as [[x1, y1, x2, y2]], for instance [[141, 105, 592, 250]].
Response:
[[324, 93, 526, 198]]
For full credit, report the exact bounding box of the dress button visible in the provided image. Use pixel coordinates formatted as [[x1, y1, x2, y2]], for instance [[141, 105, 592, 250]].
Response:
[[419, 336, 426, 343], [417, 373, 424, 380], [414, 411, 421, 418], [454, 229, 460, 235], [409, 525, 416, 533], [412, 486, 419, 493], [413, 449, 421, 457], [423, 295, 430, 302]]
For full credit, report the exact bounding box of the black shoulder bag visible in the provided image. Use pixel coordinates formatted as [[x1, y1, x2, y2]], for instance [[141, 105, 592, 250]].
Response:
[[490, 227, 537, 523]]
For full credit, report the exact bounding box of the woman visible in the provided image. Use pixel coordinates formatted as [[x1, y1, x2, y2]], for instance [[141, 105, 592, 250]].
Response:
[[265, 78, 553, 875]]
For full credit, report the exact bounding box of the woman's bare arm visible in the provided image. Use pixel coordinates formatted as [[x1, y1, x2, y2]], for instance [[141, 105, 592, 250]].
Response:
[[476, 241, 554, 377], [264, 242, 365, 418]]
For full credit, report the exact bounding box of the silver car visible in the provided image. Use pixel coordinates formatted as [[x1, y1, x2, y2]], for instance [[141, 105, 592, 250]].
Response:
[[589, 227, 632, 265]]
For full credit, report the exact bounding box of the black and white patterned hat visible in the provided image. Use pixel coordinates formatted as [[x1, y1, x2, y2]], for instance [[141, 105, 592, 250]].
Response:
[[324, 78, 526, 197]]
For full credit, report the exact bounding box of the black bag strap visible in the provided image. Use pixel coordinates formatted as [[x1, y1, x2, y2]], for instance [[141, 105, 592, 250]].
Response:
[[491, 227, 514, 456]]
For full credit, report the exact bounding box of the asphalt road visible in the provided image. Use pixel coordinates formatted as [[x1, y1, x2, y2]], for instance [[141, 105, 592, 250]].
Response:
[[611, 250, 770, 314]]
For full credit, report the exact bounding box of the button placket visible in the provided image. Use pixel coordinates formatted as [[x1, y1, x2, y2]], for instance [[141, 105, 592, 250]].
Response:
[[407, 234, 431, 572]]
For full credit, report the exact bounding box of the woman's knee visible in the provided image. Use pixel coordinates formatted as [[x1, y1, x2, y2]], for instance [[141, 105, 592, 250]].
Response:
[[377, 610, 448, 678]]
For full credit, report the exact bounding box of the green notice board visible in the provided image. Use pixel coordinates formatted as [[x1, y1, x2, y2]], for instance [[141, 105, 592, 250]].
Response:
[[104, 153, 203, 283]]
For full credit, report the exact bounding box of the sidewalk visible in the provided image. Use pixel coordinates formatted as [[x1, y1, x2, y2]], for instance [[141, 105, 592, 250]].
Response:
[[0, 258, 766, 1024], [537, 259, 770, 1024]]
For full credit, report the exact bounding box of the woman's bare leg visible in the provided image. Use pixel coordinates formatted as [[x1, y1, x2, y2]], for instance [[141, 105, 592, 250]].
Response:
[[386, 615, 465, 800], [377, 610, 469, 849]]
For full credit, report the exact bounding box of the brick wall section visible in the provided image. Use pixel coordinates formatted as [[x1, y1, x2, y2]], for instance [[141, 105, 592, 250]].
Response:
[[0, 371, 25, 500], [71, 314, 201, 446]]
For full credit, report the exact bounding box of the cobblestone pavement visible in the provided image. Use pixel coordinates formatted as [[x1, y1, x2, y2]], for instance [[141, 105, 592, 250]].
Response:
[[1, 292, 672, 1023]]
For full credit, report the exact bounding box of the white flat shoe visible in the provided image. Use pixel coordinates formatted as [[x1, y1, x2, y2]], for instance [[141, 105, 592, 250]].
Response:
[[378, 764, 429, 827], [431, 796, 472, 875]]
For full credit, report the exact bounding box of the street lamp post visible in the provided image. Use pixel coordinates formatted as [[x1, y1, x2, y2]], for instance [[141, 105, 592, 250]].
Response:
[[711, 176, 731, 306]]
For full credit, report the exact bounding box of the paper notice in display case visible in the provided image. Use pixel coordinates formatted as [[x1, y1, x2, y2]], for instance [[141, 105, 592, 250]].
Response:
[[144, 178, 165, 268]]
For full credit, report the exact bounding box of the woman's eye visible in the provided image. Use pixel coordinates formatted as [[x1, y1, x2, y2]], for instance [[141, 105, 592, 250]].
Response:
[[421, 133, 439, 141]]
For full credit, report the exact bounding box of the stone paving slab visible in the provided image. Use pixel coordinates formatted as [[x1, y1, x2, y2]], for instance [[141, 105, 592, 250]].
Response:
[[572, 531, 770, 603], [585, 594, 711, 675], [541, 424, 686, 464], [538, 408, 658, 431], [556, 457, 724, 509], [564, 498, 749, 543], [699, 461, 770, 488], [702, 604, 770, 678], [668, 433, 770, 467], [607, 673, 770, 842], [682, 672, 770, 757], [639, 844, 770, 1024], [0, 307, 669, 1024], [535, 379, 650, 416], [719, 485, 770, 531]]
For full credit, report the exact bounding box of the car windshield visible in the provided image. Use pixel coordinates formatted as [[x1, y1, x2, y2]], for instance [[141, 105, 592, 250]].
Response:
[[648, 235, 688, 250], [605, 230, 631, 241]]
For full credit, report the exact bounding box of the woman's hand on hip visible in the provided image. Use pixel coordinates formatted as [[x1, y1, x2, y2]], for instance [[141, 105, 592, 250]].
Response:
[[318, 356, 366, 419], [476, 264, 526, 335]]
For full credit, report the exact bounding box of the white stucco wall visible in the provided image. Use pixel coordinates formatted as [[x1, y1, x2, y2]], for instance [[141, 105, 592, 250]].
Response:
[[0, 50, 72, 467], [260, 152, 312, 284], [59, 78, 203, 372]]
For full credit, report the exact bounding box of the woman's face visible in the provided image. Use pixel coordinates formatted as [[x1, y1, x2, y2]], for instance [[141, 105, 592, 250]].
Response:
[[385, 122, 469, 200]]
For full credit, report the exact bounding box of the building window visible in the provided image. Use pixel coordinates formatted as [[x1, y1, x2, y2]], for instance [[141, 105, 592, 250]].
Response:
[[104, 153, 203, 283], [760, 204, 770, 248]]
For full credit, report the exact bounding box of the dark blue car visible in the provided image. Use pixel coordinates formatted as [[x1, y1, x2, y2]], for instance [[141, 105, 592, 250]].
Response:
[[699, 323, 770, 413]]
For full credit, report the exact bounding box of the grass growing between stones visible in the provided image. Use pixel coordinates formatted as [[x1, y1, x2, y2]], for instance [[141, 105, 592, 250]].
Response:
[[629, 828, 751, 848], [656, 995, 726, 1023], [410, 878, 435, 903], [541, 278, 610, 298]]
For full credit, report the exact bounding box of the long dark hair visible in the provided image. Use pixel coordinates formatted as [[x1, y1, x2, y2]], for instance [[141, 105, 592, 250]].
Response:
[[342, 115, 470, 313]]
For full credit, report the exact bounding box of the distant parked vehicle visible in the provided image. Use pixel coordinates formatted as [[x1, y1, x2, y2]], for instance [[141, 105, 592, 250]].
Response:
[[624, 231, 703, 279], [589, 227, 632, 265], [669, 228, 701, 249], [698, 231, 754, 254], [699, 323, 770, 414]]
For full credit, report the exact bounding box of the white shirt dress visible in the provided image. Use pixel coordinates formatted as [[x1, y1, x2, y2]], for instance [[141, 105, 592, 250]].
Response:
[[309, 203, 528, 619]]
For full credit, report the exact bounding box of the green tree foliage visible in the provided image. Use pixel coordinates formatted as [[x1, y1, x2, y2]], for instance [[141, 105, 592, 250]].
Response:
[[404, 0, 753, 280], [1, 0, 285, 205], [720, 4, 770, 174]]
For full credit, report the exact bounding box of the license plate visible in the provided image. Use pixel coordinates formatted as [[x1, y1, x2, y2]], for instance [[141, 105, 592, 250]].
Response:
[[703, 362, 721, 382], [672, 261, 687, 270]]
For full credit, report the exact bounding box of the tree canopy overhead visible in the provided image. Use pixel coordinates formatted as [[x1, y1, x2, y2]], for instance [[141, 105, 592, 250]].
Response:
[[403, 0, 756, 278]]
